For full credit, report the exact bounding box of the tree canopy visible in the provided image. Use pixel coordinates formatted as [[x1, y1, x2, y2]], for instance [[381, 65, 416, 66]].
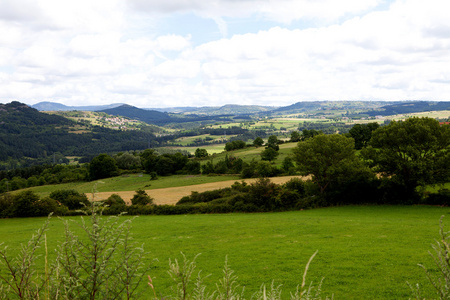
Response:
[[348, 122, 379, 149], [363, 117, 450, 200], [293, 134, 373, 196], [89, 154, 118, 180]]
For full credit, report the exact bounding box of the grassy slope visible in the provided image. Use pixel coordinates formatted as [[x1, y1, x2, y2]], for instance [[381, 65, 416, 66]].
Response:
[[203, 142, 298, 167], [21, 174, 240, 199], [1, 206, 447, 299], [16, 142, 301, 199]]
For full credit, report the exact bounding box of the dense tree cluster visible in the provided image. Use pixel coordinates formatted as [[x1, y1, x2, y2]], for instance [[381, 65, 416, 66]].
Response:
[[362, 117, 450, 203], [293, 117, 450, 205], [140, 149, 199, 176], [0, 165, 88, 193], [0, 189, 153, 218], [224, 140, 247, 151], [347, 122, 379, 149]]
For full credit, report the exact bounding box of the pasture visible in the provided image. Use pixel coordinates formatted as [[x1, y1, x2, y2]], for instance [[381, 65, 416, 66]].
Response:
[[20, 174, 241, 199], [1, 205, 447, 299]]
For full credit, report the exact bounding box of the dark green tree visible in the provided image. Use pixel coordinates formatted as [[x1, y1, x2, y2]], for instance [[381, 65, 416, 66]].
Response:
[[266, 135, 279, 151], [260, 147, 279, 162], [184, 160, 201, 174], [363, 117, 450, 201], [131, 190, 154, 206], [348, 122, 379, 150], [11, 190, 39, 217], [293, 134, 373, 196], [201, 160, 215, 175], [114, 152, 141, 170], [281, 156, 295, 174], [225, 140, 246, 151], [194, 148, 209, 158], [248, 178, 279, 211], [253, 137, 264, 147], [155, 156, 175, 176], [49, 189, 89, 210], [255, 161, 279, 177], [89, 154, 118, 180], [141, 149, 158, 173], [290, 131, 301, 142], [170, 153, 188, 171], [300, 129, 322, 141]]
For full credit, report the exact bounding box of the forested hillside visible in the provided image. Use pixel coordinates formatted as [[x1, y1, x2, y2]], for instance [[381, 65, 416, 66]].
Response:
[[365, 101, 450, 116], [0, 102, 157, 168], [100, 104, 239, 125]]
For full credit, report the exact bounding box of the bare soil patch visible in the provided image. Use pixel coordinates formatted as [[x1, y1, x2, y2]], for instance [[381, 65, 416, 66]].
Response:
[[94, 176, 308, 205]]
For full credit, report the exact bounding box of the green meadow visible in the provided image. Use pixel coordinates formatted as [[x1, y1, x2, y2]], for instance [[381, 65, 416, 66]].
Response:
[[204, 142, 299, 167], [19, 174, 240, 199], [1, 205, 447, 299]]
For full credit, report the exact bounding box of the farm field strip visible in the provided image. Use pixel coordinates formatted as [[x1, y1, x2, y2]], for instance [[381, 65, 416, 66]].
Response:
[[95, 175, 305, 205]]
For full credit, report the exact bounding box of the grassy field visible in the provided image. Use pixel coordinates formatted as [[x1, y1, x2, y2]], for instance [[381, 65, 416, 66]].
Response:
[[1, 205, 447, 299], [203, 142, 299, 168], [20, 174, 240, 199], [171, 134, 231, 146]]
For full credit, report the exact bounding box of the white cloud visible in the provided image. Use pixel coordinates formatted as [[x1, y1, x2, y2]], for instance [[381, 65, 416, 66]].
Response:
[[128, 0, 380, 23], [1, 0, 450, 107], [156, 35, 191, 51]]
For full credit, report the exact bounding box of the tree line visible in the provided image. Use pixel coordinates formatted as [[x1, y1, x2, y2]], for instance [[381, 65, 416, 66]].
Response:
[[1, 117, 449, 218]]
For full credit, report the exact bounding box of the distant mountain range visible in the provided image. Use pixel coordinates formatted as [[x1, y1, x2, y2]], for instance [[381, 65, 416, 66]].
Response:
[[26, 100, 450, 120], [161, 104, 276, 115], [99, 104, 172, 124], [365, 101, 450, 116], [32, 101, 275, 115], [100, 104, 248, 125]]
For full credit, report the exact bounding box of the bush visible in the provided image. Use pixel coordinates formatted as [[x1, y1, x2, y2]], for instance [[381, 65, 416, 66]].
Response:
[[131, 189, 154, 206], [11, 190, 40, 218], [0, 193, 13, 218], [283, 177, 306, 194], [49, 189, 90, 210], [423, 189, 450, 206], [34, 197, 68, 216], [89, 153, 119, 180], [104, 193, 126, 206], [247, 178, 279, 211]]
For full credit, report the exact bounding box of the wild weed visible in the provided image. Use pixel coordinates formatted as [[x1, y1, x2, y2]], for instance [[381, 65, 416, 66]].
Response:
[[0, 215, 52, 299], [51, 203, 150, 299], [163, 251, 330, 300], [411, 216, 450, 299]]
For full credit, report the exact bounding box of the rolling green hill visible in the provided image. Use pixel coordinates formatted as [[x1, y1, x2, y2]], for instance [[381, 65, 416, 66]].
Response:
[[0, 102, 157, 168]]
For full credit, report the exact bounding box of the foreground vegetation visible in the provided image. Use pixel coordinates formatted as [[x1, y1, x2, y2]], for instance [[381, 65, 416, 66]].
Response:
[[1, 205, 449, 299]]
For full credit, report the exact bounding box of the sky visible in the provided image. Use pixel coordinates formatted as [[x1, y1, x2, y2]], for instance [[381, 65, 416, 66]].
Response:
[[1, 0, 450, 108]]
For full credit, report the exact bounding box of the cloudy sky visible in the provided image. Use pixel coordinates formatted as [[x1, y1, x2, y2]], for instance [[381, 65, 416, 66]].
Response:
[[1, 0, 449, 108]]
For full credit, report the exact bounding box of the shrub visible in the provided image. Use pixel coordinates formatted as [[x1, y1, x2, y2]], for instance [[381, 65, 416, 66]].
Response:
[[283, 177, 306, 195], [0, 193, 13, 218], [247, 177, 279, 211], [423, 189, 450, 206], [89, 153, 119, 180], [34, 197, 68, 216], [49, 189, 89, 210], [104, 193, 126, 206], [11, 190, 40, 218], [131, 189, 154, 206]]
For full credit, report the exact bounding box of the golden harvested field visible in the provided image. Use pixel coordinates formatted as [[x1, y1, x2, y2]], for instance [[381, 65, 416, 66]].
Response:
[[95, 175, 307, 205]]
